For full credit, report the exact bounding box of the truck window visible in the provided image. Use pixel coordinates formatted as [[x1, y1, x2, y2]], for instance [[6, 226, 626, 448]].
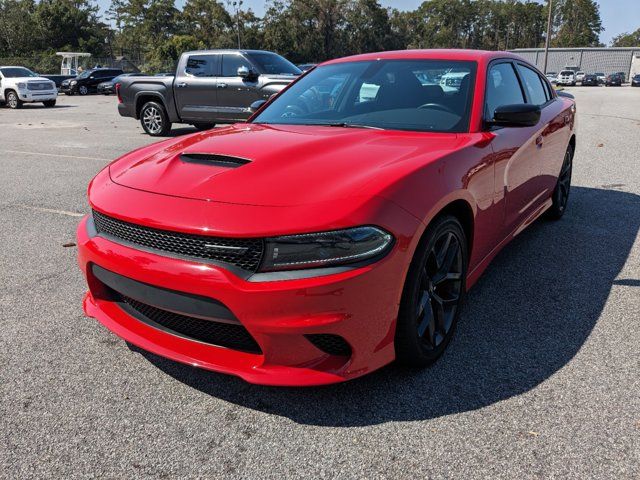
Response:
[[185, 55, 215, 77], [221, 55, 253, 77]]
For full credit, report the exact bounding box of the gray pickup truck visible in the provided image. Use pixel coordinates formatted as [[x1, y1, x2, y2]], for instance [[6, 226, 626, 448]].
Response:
[[117, 49, 301, 136]]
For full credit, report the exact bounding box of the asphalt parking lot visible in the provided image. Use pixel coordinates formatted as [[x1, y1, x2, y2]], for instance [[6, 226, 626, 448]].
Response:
[[1, 88, 639, 479]]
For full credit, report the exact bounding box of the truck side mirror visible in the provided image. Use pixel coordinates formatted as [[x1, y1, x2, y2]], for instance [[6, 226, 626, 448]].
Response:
[[238, 66, 258, 79]]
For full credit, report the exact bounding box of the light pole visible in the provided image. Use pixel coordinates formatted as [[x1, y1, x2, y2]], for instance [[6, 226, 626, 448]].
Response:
[[228, 0, 243, 49], [543, 0, 553, 74]]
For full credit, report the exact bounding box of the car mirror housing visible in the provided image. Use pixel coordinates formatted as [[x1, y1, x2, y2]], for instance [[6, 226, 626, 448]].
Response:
[[488, 104, 541, 128], [249, 99, 267, 113], [238, 66, 258, 79]]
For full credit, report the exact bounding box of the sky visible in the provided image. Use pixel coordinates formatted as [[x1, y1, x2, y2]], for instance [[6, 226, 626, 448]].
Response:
[[96, 0, 640, 45]]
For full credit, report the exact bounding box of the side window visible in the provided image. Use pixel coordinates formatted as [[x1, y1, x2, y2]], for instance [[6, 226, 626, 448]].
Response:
[[221, 54, 253, 77], [185, 55, 215, 77], [516, 64, 548, 106], [485, 63, 525, 120]]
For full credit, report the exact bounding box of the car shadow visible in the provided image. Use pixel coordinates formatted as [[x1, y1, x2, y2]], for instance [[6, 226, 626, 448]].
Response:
[[131, 186, 639, 426]]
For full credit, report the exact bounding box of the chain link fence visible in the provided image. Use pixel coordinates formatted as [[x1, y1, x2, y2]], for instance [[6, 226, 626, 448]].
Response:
[[0, 54, 149, 75]]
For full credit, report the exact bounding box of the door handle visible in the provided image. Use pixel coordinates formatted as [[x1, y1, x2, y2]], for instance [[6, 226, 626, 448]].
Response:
[[217, 83, 228, 89], [177, 82, 188, 88], [535, 135, 543, 148]]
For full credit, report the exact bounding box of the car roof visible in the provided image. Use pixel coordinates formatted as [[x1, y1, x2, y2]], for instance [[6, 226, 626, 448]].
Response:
[[320, 49, 525, 66], [181, 49, 279, 55]]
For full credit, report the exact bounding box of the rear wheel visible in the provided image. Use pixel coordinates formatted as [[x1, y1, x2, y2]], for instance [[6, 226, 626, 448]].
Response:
[[546, 145, 573, 220], [6, 90, 22, 109], [140, 101, 171, 136], [43, 100, 56, 108], [395, 215, 467, 367]]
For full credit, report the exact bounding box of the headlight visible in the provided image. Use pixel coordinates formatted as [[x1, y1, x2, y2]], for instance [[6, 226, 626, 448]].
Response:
[[259, 226, 393, 272], [17, 82, 26, 89], [71, 80, 77, 85]]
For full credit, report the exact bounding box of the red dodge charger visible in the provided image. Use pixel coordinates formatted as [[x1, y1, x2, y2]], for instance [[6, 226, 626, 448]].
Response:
[[77, 50, 575, 386]]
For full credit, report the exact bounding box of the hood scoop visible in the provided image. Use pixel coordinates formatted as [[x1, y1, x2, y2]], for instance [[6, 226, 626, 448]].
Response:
[[180, 153, 251, 169]]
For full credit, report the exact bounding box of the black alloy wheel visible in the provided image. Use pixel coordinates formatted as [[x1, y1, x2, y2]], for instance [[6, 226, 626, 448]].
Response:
[[547, 145, 573, 220], [396, 215, 467, 367]]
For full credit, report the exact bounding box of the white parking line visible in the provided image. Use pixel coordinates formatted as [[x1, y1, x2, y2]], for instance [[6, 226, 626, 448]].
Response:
[[5, 150, 110, 162], [16, 204, 85, 217]]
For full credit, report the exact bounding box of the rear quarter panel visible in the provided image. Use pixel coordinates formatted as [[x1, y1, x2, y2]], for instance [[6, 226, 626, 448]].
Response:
[[120, 76, 178, 121]]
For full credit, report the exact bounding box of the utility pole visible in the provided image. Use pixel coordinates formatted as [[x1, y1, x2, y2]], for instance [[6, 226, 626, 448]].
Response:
[[543, 0, 553, 74], [228, 1, 243, 50]]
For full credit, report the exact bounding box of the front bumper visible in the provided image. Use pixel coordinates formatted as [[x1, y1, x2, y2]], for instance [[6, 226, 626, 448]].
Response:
[[17, 90, 57, 102], [76, 185, 421, 386], [60, 84, 75, 94]]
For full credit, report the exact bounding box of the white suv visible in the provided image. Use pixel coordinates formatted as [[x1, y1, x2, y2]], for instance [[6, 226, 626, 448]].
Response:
[[556, 70, 576, 86], [0, 66, 58, 109]]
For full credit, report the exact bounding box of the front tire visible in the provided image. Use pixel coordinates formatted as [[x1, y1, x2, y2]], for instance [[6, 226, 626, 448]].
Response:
[[6, 90, 23, 109], [78, 85, 89, 96], [140, 101, 171, 136], [546, 145, 573, 220], [395, 215, 468, 367], [43, 100, 56, 108]]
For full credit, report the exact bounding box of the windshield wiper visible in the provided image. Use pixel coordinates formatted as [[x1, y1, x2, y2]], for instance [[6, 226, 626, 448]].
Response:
[[323, 122, 384, 130]]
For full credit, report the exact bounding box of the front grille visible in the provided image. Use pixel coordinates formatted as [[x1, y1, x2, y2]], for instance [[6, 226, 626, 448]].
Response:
[[27, 82, 53, 91], [93, 210, 264, 272], [305, 334, 352, 356], [117, 293, 262, 354]]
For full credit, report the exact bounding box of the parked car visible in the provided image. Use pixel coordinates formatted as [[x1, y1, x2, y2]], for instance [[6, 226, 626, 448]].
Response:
[[581, 74, 599, 86], [631, 74, 640, 87], [60, 68, 124, 95], [545, 72, 557, 84], [97, 73, 146, 95], [117, 50, 302, 135], [0, 66, 57, 108], [576, 71, 585, 83], [78, 49, 576, 385], [615, 72, 626, 83], [594, 72, 606, 84], [297, 63, 316, 72], [605, 74, 622, 86], [556, 70, 576, 86]]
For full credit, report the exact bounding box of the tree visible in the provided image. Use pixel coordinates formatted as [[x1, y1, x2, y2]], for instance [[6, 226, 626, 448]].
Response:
[[550, 0, 603, 47], [611, 28, 640, 47]]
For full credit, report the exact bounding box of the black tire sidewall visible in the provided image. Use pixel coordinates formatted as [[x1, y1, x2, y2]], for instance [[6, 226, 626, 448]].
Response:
[[547, 144, 574, 220], [395, 215, 468, 367]]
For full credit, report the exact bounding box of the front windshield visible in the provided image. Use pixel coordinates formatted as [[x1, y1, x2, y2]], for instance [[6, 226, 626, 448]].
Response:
[[253, 59, 476, 133], [0, 67, 37, 78], [251, 52, 301, 76]]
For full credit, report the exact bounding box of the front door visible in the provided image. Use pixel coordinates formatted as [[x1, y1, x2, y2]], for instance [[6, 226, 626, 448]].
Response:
[[485, 61, 546, 235], [215, 53, 262, 122]]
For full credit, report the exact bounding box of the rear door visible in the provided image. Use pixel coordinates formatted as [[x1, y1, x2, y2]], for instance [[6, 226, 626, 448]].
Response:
[[485, 60, 546, 235], [215, 53, 261, 121], [174, 54, 219, 122]]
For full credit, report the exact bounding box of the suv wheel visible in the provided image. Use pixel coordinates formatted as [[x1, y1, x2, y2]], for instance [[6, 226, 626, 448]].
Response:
[[140, 101, 171, 136], [6, 90, 23, 109], [78, 85, 89, 96]]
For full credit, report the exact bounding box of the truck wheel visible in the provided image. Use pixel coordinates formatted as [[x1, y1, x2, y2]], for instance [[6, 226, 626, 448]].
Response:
[[140, 101, 171, 136], [193, 123, 215, 131], [43, 100, 56, 108], [6, 90, 23, 109]]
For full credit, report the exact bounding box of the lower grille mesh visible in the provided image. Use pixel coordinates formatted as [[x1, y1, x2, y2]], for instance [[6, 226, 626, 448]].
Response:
[[305, 334, 351, 356], [117, 294, 262, 354], [92, 210, 264, 272]]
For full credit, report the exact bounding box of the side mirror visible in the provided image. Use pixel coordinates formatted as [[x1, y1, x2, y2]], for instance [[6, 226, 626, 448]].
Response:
[[249, 99, 267, 112], [488, 104, 541, 128], [238, 66, 258, 79]]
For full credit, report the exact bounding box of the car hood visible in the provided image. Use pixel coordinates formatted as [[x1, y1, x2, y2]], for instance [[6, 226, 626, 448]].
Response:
[[7, 76, 52, 83], [109, 123, 471, 207]]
